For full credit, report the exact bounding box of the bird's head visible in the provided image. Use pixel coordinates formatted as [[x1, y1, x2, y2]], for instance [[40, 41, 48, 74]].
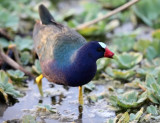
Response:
[[98, 42, 114, 58], [82, 41, 114, 61]]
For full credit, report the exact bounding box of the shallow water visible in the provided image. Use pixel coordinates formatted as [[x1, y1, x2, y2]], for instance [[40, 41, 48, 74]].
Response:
[[0, 78, 115, 123]]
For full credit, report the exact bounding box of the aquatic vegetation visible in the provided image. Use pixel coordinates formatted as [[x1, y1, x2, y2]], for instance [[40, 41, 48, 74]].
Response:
[[1, 0, 160, 122], [0, 70, 22, 104], [114, 52, 143, 69]]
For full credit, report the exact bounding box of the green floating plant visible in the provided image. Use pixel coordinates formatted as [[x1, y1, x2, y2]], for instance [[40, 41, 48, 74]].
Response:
[[134, 39, 160, 60], [68, 2, 109, 36], [146, 40, 160, 60], [153, 58, 160, 66], [97, 58, 111, 71], [20, 51, 33, 65], [152, 29, 160, 40], [114, 52, 143, 69], [0, 38, 9, 48], [110, 91, 147, 109], [11, 36, 33, 51], [136, 66, 160, 78], [133, 39, 151, 53], [144, 74, 160, 104], [113, 35, 135, 52], [129, 108, 144, 122], [32, 59, 42, 75], [0, 8, 19, 31], [147, 105, 158, 116], [84, 82, 95, 92], [107, 112, 130, 123], [106, 67, 135, 80], [118, 112, 130, 123], [7, 70, 28, 82], [107, 108, 144, 123], [133, 0, 160, 28], [0, 70, 22, 104]]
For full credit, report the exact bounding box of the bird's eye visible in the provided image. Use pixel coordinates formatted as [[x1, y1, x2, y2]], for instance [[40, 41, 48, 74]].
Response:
[[97, 47, 105, 52]]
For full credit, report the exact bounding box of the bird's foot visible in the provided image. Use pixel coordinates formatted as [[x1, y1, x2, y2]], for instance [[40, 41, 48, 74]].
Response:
[[35, 74, 44, 97], [79, 86, 84, 106]]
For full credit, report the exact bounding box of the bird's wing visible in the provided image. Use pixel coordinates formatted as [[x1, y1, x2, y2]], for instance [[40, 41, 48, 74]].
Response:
[[33, 22, 86, 63]]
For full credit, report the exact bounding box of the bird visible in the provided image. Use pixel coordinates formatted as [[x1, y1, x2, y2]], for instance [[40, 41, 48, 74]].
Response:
[[33, 4, 114, 105]]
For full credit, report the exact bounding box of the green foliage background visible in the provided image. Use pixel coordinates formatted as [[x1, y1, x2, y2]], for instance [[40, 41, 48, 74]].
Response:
[[0, 0, 160, 122]]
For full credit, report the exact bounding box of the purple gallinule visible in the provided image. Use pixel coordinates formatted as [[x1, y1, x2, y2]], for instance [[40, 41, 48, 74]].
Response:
[[33, 5, 114, 105]]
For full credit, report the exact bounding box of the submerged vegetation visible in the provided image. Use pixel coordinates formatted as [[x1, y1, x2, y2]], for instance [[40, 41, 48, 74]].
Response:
[[0, 0, 160, 122]]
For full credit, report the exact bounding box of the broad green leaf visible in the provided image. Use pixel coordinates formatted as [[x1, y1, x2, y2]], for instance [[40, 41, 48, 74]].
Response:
[[133, 0, 160, 28], [145, 74, 156, 88], [136, 67, 160, 78], [7, 70, 24, 78], [118, 112, 130, 123], [5, 13, 19, 31], [151, 39, 160, 55], [97, 58, 110, 71], [115, 52, 143, 69], [152, 29, 160, 39], [147, 105, 158, 115], [106, 67, 135, 80], [0, 9, 19, 31], [0, 70, 22, 103], [157, 72, 160, 85], [153, 58, 160, 67], [7, 69, 28, 81], [147, 90, 159, 104], [151, 83, 160, 95], [0, 38, 9, 48], [111, 91, 147, 109], [130, 108, 144, 122], [84, 82, 95, 92], [12, 36, 33, 51], [32, 59, 42, 75], [0, 70, 8, 83], [133, 40, 151, 53], [113, 35, 135, 52], [20, 51, 32, 65], [82, 2, 102, 22], [124, 79, 141, 89], [69, 1, 109, 36], [144, 74, 160, 103], [146, 46, 158, 60]]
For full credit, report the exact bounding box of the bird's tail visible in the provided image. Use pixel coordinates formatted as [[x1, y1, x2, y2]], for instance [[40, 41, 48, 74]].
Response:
[[39, 4, 55, 25]]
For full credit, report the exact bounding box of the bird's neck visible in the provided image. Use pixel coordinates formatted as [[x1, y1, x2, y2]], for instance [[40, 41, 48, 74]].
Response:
[[70, 46, 96, 68]]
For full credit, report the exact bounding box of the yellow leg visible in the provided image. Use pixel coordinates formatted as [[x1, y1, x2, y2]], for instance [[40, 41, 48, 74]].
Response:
[[79, 86, 84, 105], [35, 74, 43, 96]]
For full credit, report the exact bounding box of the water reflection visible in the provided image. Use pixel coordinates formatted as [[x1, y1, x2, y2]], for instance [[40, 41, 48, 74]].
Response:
[[0, 103, 8, 117], [63, 85, 69, 91], [38, 99, 43, 104], [0, 80, 114, 123], [51, 93, 65, 105], [77, 105, 83, 123]]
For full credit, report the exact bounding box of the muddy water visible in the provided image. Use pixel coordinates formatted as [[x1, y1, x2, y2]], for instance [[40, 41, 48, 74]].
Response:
[[0, 78, 115, 123]]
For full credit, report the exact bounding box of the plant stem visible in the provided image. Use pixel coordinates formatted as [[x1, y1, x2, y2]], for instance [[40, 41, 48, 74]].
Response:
[[75, 0, 140, 30], [0, 50, 35, 78]]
